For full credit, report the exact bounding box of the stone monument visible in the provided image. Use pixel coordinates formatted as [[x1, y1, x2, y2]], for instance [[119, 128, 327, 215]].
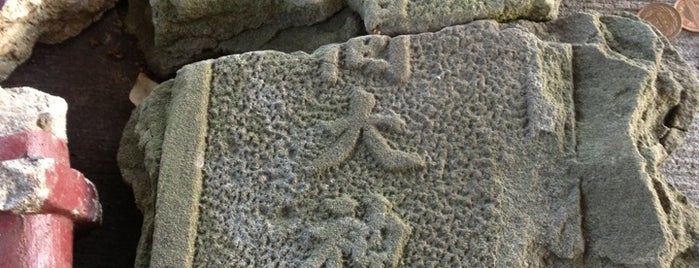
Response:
[[119, 11, 699, 268]]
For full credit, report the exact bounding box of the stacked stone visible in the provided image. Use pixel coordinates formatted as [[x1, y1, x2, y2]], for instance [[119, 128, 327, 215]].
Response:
[[118, 1, 699, 268], [126, 0, 561, 77]]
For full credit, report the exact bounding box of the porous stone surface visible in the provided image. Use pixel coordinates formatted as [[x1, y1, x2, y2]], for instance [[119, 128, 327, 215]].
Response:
[[126, 0, 562, 77], [0, 0, 118, 81], [0, 86, 68, 141], [119, 12, 699, 267]]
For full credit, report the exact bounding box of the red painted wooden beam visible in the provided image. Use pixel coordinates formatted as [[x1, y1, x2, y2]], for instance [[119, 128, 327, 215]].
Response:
[[0, 131, 101, 267]]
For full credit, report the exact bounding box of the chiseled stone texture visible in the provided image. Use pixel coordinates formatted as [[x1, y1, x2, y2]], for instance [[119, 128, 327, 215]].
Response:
[[0, 0, 118, 81], [0, 86, 68, 141], [126, 0, 561, 77], [119, 12, 699, 267]]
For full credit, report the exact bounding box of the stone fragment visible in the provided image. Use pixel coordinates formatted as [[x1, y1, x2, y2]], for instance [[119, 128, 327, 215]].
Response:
[[0, 86, 68, 141], [126, 0, 562, 77], [119, 12, 699, 267], [0, 0, 118, 81], [0, 157, 54, 214]]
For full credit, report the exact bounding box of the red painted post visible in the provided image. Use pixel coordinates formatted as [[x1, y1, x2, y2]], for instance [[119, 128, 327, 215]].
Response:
[[0, 214, 74, 268], [0, 131, 102, 267]]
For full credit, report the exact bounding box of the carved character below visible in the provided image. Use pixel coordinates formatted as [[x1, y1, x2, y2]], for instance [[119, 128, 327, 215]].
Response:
[[301, 194, 411, 268]]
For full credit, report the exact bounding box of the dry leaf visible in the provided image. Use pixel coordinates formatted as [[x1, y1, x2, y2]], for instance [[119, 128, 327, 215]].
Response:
[[129, 72, 158, 106]]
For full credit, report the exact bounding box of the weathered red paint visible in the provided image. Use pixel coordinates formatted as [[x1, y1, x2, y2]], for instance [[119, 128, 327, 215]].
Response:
[[42, 163, 102, 224], [0, 131, 69, 166], [0, 131, 101, 267], [0, 214, 74, 268]]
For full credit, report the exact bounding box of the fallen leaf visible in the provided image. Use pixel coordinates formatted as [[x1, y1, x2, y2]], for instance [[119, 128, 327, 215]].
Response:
[[129, 72, 159, 106]]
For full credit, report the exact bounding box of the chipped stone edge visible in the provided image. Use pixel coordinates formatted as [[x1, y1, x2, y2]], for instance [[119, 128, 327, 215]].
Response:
[[149, 60, 211, 268], [0, 86, 68, 142]]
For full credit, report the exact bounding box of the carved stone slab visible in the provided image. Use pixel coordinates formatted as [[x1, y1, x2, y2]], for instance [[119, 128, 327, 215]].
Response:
[[119, 12, 699, 267]]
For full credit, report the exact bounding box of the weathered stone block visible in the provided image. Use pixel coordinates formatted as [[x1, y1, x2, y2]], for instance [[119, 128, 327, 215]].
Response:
[[126, 0, 561, 77], [125, 0, 363, 77], [119, 12, 699, 267], [0, 0, 118, 81]]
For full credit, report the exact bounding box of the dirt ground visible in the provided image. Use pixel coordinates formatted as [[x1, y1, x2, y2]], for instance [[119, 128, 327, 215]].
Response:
[[0, 0, 697, 267]]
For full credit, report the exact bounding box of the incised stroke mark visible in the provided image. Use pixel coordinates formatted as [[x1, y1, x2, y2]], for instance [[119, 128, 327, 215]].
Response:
[[310, 87, 424, 173], [301, 194, 411, 268]]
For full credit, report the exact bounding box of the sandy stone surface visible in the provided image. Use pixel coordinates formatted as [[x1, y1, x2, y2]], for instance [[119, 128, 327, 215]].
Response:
[[561, 0, 699, 210], [1, 1, 696, 267], [120, 11, 699, 267]]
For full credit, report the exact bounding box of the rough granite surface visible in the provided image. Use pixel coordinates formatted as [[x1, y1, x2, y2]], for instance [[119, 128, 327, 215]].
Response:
[[0, 86, 68, 141], [119, 12, 699, 268], [0, 0, 118, 81], [0, 158, 54, 214], [126, 0, 561, 77]]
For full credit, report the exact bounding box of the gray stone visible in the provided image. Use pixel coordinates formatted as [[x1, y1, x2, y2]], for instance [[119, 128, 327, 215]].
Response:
[[126, 0, 561, 77], [0, 0, 118, 81], [125, 0, 363, 77], [347, 0, 560, 35], [119, 12, 699, 267], [557, 0, 699, 216], [663, 116, 699, 210], [0, 86, 68, 141], [0, 158, 55, 214]]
